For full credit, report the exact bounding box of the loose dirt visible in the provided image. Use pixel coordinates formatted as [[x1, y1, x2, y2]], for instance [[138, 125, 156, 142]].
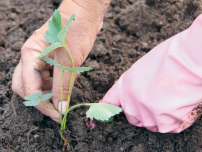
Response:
[[1, 0, 202, 151]]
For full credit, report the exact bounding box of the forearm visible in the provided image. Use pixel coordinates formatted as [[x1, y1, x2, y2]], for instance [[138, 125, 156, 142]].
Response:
[[40, 0, 111, 32], [59, 0, 112, 15]]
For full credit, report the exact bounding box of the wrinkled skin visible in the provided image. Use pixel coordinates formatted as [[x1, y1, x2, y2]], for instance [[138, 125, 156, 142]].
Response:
[[12, 0, 111, 122]]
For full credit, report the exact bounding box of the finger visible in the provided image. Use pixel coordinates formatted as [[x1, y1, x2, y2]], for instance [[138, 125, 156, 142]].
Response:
[[12, 59, 60, 122], [40, 70, 50, 79], [21, 46, 60, 122], [35, 100, 60, 123], [75, 73, 80, 80], [58, 101, 67, 115], [12, 61, 25, 98], [52, 47, 77, 112], [21, 65, 60, 122], [99, 82, 121, 107], [42, 77, 53, 90], [43, 90, 52, 94]]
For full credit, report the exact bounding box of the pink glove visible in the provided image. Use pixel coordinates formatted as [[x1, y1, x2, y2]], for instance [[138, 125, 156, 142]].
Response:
[[100, 14, 202, 133]]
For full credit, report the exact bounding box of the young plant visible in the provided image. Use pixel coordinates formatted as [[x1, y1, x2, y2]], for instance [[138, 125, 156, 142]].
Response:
[[23, 9, 122, 149], [24, 92, 55, 109]]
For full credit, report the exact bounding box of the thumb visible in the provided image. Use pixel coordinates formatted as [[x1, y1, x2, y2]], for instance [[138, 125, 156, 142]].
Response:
[[51, 47, 77, 114], [99, 81, 121, 107]]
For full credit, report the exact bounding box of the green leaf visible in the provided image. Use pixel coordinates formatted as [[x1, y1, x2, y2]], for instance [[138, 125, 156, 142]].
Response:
[[52, 9, 62, 33], [44, 10, 62, 44], [37, 42, 63, 59], [100, 116, 114, 123], [24, 92, 41, 100], [44, 28, 61, 43], [63, 67, 71, 71], [42, 57, 61, 67], [57, 14, 75, 44], [69, 67, 91, 73], [48, 20, 59, 35], [23, 100, 40, 106], [42, 57, 70, 71], [86, 103, 122, 121], [41, 93, 54, 101]]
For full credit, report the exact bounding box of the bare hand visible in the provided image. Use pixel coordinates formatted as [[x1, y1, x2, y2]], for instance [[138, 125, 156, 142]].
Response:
[[12, 0, 111, 122]]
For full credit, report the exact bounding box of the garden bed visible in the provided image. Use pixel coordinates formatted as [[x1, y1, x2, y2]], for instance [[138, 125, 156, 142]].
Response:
[[1, 0, 202, 151]]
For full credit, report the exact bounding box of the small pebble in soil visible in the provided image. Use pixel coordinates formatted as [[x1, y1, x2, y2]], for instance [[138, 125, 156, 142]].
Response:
[[34, 134, 39, 139], [8, 13, 17, 20], [85, 60, 100, 70], [120, 147, 125, 151]]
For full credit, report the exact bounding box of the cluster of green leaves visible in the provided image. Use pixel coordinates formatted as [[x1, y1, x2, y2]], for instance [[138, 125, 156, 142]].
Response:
[[23, 9, 122, 140], [23, 93, 53, 106], [42, 57, 91, 73], [37, 10, 75, 59]]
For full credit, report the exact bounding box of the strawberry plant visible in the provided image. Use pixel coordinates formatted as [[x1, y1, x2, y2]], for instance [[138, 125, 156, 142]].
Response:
[[23, 10, 122, 150]]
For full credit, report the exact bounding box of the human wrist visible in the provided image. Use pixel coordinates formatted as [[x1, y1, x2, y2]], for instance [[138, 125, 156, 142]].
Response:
[[60, 0, 112, 13], [58, 0, 111, 24], [40, 0, 112, 37]]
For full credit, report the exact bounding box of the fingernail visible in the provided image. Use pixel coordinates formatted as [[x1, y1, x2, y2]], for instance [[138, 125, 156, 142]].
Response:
[[58, 101, 67, 115], [75, 73, 81, 80]]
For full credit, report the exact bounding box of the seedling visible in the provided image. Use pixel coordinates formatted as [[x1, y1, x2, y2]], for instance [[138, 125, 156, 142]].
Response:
[[24, 92, 55, 109], [23, 10, 122, 149]]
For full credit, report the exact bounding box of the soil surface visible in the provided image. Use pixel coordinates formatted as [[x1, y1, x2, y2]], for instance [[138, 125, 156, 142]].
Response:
[[1, 0, 202, 151]]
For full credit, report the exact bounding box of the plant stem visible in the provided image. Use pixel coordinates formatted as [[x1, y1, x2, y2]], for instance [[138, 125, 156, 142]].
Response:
[[60, 44, 91, 141], [61, 103, 93, 131], [40, 100, 56, 110], [66, 72, 74, 110], [63, 44, 74, 110], [59, 103, 93, 140], [63, 45, 74, 68], [60, 44, 75, 132], [66, 103, 92, 114], [60, 70, 65, 123], [60, 131, 67, 141]]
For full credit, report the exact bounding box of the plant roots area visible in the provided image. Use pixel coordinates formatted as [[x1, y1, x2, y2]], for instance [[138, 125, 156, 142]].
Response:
[[1, 0, 202, 151]]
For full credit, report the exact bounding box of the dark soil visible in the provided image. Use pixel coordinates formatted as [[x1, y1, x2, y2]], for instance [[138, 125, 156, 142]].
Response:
[[1, 0, 202, 151]]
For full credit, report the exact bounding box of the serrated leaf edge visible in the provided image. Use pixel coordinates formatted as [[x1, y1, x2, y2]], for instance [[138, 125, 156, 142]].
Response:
[[86, 103, 122, 121], [57, 14, 75, 44], [41, 93, 54, 101], [37, 42, 63, 59]]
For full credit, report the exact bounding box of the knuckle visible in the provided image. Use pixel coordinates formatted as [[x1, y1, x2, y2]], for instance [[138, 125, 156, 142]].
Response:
[[20, 29, 44, 56], [32, 29, 41, 35], [11, 83, 17, 92], [58, 85, 71, 93], [11, 81, 24, 97], [20, 44, 32, 58], [56, 90, 70, 97], [20, 45, 28, 56], [54, 83, 72, 96]]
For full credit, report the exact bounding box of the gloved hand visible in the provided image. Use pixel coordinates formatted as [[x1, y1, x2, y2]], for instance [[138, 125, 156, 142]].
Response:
[[12, 0, 111, 122], [100, 14, 202, 133]]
